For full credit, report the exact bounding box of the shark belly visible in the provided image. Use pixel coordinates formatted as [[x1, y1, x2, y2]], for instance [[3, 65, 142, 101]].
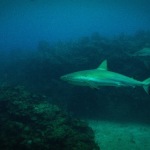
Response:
[[86, 75, 143, 89]]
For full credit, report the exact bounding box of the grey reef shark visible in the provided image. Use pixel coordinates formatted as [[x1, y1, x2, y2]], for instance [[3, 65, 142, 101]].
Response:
[[128, 47, 150, 68], [131, 47, 150, 56], [61, 60, 150, 94]]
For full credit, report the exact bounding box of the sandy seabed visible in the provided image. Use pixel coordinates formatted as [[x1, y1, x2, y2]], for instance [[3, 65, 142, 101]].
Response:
[[88, 120, 150, 150]]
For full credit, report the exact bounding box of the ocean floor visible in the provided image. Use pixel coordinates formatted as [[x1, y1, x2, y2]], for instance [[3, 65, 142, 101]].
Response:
[[88, 120, 150, 150]]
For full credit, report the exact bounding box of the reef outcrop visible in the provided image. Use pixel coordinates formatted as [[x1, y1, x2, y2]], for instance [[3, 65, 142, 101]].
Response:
[[0, 86, 100, 150]]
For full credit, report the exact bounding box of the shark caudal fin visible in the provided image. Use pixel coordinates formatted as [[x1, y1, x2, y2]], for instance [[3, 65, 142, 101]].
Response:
[[143, 78, 150, 94]]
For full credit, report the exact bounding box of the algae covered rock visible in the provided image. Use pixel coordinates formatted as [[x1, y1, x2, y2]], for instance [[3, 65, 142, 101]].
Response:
[[0, 86, 100, 150]]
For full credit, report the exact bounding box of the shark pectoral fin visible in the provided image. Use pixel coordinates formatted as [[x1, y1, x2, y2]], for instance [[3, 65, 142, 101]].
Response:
[[116, 82, 122, 87], [88, 83, 99, 89], [143, 85, 149, 94]]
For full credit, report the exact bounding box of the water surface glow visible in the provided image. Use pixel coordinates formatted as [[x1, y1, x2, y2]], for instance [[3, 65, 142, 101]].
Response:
[[0, 0, 150, 50]]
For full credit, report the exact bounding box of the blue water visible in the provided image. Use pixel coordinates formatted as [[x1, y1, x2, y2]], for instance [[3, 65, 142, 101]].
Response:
[[0, 0, 150, 50]]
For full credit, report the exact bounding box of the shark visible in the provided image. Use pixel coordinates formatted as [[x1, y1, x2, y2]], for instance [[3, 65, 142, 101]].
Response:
[[127, 47, 150, 69], [132, 47, 150, 56], [60, 60, 150, 94]]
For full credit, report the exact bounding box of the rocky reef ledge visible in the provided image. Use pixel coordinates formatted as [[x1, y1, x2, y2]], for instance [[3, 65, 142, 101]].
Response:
[[0, 86, 99, 150]]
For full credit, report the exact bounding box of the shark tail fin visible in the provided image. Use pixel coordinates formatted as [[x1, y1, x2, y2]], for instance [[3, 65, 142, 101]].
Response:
[[143, 78, 150, 94]]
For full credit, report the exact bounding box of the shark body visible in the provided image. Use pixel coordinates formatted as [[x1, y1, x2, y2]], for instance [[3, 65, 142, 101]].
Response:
[[61, 60, 150, 94], [128, 47, 150, 69], [131, 47, 150, 56]]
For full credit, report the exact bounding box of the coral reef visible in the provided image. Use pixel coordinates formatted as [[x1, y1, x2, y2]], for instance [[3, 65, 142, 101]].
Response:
[[0, 31, 150, 122], [0, 86, 100, 150]]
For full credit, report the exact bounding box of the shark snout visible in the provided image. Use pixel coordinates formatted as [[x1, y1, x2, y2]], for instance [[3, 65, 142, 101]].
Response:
[[60, 75, 69, 81], [60, 74, 76, 82]]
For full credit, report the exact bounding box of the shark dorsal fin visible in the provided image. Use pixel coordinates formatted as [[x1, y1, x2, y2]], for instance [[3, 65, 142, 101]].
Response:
[[97, 60, 108, 70]]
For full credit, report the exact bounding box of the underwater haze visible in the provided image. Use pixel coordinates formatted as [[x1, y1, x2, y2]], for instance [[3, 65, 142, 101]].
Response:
[[0, 0, 150, 50], [1, 1, 150, 150]]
